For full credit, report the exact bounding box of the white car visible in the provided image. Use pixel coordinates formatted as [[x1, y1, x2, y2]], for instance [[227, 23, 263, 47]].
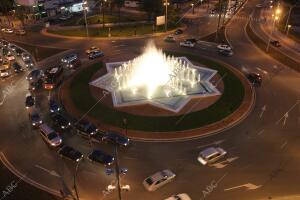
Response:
[[39, 124, 62, 147], [217, 44, 232, 51], [143, 169, 176, 191], [198, 147, 227, 165], [5, 54, 15, 61], [86, 46, 100, 54], [165, 193, 192, 200], [21, 52, 30, 61], [0, 69, 10, 78], [179, 41, 195, 48], [2, 28, 14, 33]]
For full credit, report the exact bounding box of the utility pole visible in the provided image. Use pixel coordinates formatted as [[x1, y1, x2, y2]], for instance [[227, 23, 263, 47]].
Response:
[[73, 161, 81, 200], [114, 145, 122, 200], [83, 0, 89, 37], [165, 0, 168, 32], [284, 4, 296, 31]]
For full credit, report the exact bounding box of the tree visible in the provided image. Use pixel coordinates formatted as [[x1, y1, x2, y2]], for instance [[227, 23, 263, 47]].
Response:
[[142, 0, 163, 21], [0, 0, 14, 15]]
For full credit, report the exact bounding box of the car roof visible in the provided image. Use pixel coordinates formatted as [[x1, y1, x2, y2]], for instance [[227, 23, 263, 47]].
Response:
[[40, 124, 54, 135], [200, 147, 219, 157]]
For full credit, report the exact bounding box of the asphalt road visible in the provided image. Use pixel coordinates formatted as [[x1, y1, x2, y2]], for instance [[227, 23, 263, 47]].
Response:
[[1, 0, 300, 200]]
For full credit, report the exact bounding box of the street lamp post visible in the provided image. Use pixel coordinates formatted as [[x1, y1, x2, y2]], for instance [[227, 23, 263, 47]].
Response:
[[164, 0, 169, 32], [284, 4, 296, 32], [191, 3, 195, 14], [83, 0, 89, 37], [114, 145, 122, 200], [286, 24, 291, 36], [73, 161, 81, 200], [266, 14, 279, 52]]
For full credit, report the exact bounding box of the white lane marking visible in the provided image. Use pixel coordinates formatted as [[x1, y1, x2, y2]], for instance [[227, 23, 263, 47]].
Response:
[[257, 129, 265, 135], [35, 165, 60, 178], [256, 67, 268, 74], [259, 105, 266, 118], [212, 156, 239, 169], [280, 141, 287, 149], [224, 183, 262, 191], [196, 140, 225, 149], [123, 156, 136, 160]]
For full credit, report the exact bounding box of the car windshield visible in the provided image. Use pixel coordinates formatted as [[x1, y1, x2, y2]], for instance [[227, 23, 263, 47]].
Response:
[[31, 114, 40, 120], [145, 178, 153, 185], [48, 132, 58, 140]]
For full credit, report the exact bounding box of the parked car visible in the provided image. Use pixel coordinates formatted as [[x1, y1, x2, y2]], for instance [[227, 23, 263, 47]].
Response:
[[185, 38, 197, 44], [0, 68, 11, 78], [2, 28, 14, 33], [50, 113, 71, 130], [28, 79, 43, 92], [5, 53, 15, 61], [0, 40, 8, 47], [217, 44, 232, 51], [164, 36, 176, 43], [88, 50, 104, 59], [15, 29, 26, 35], [197, 147, 227, 165], [26, 69, 43, 82], [102, 132, 130, 147], [143, 169, 176, 191], [86, 46, 100, 54], [179, 40, 195, 48], [49, 99, 61, 113], [165, 193, 192, 200], [25, 95, 35, 109], [218, 49, 233, 56], [24, 59, 34, 68], [1, 60, 9, 68], [270, 40, 281, 47], [58, 146, 83, 162], [29, 112, 43, 127], [39, 124, 62, 147], [8, 44, 17, 51], [246, 72, 262, 86], [12, 62, 24, 73], [175, 29, 183, 35], [15, 48, 23, 56], [88, 150, 114, 166], [21, 52, 30, 61], [75, 120, 98, 138]]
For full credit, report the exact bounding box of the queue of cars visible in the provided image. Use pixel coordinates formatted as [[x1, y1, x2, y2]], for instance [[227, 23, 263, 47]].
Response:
[[1, 28, 26, 35]]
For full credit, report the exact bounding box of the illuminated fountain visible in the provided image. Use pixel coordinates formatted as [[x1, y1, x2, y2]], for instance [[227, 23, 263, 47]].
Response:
[[90, 42, 221, 112]]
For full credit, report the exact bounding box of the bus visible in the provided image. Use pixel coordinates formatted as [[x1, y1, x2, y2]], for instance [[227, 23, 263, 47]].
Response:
[[43, 65, 64, 90]]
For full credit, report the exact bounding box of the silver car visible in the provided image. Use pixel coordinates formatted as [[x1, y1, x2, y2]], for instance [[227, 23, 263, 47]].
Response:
[[197, 147, 227, 165], [143, 169, 176, 191]]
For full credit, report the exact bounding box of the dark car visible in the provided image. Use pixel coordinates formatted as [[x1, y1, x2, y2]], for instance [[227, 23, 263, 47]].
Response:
[[58, 146, 83, 162], [49, 99, 61, 113], [12, 62, 23, 73], [28, 79, 43, 92], [24, 59, 34, 68], [75, 120, 98, 138], [61, 54, 78, 63], [26, 69, 43, 82], [50, 113, 71, 130], [29, 112, 43, 127], [15, 48, 23, 56], [218, 49, 233, 56], [25, 95, 35, 109], [88, 51, 104, 59], [65, 58, 81, 69], [102, 132, 130, 147], [185, 38, 197, 44], [0, 40, 8, 47], [270, 40, 281, 47], [246, 73, 262, 86], [88, 150, 114, 166], [175, 29, 183, 35]]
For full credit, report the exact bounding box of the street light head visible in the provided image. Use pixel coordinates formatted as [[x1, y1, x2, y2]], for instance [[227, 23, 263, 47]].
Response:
[[288, 25, 291, 28], [275, 16, 279, 20], [275, 9, 281, 14]]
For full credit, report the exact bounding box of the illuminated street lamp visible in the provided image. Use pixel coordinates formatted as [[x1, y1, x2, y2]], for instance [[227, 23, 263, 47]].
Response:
[[286, 24, 292, 36], [82, 0, 89, 37], [191, 3, 195, 14], [284, 4, 297, 32], [275, 8, 281, 15]]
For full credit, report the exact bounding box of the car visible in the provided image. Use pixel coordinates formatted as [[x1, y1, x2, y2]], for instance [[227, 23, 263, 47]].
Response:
[[29, 112, 43, 127], [61, 54, 78, 63], [270, 40, 281, 47], [24, 59, 34, 68], [50, 113, 71, 130], [217, 44, 232, 51], [143, 169, 176, 191], [12, 62, 24, 73], [185, 38, 197, 44], [8, 44, 17, 51], [86, 46, 100, 54], [246, 72, 262, 86], [88, 150, 114, 166], [165, 193, 192, 200], [25, 95, 35, 109], [88, 50, 104, 59], [65, 58, 81, 69], [102, 132, 130, 147], [15, 48, 23, 56], [58, 146, 83, 162], [0, 68, 10, 78], [197, 147, 227, 165], [21, 52, 30, 61], [209, 10, 216, 16], [39, 124, 62, 147], [0, 40, 9, 47], [179, 41, 195, 48], [164, 36, 176, 42], [75, 120, 98, 138], [49, 99, 61, 113], [15, 29, 26, 35], [2, 28, 14, 33], [91, 130, 106, 143], [1, 60, 9, 68], [28, 79, 43, 91], [218, 49, 233, 56], [26, 69, 43, 82], [5, 54, 15, 61], [175, 29, 183, 35]]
